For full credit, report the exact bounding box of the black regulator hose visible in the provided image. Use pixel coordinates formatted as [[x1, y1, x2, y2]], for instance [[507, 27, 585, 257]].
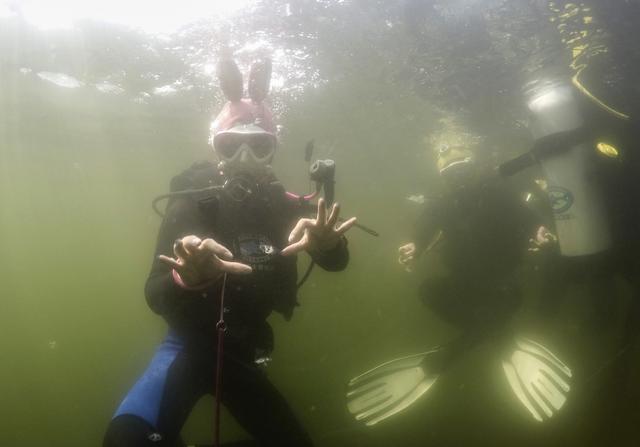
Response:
[[151, 185, 223, 218]]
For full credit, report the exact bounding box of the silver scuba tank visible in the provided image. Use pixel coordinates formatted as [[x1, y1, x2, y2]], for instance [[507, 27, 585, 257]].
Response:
[[527, 84, 611, 257]]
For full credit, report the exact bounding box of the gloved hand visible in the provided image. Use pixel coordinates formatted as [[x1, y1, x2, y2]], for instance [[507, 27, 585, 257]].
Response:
[[159, 235, 252, 288], [528, 226, 558, 253], [398, 242, 417, 272]]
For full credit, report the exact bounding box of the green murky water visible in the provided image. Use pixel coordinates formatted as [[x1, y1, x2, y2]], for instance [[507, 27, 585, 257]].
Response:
[[1, 1, 639, 445]]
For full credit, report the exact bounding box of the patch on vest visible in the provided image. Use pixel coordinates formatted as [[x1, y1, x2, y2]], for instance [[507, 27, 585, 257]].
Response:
[[237, 233, 277, 270]]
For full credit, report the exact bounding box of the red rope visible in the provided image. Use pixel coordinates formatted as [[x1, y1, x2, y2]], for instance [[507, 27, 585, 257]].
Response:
[[214, 273, 227, 447]]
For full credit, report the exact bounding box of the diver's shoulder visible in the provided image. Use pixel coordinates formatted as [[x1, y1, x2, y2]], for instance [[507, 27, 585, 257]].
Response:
[[170, 160, 221, 192], [420, 193, 448, 215], [477, 173, 525, 204]]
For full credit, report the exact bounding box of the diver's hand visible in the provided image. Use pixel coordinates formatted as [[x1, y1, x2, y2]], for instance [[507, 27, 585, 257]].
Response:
[[398, 242, 417, 272], [528, 226, 558, 252], [159, 235, 252, 288], [281, 198, 357, 256]]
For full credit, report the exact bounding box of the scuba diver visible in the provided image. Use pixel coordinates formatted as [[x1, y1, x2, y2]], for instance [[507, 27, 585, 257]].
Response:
[[346, 121, 572, 426], [499, 77, 640, 443], [513, 4, 640, 441], [397, 137, 533, 332], [103, 57, 357, 447]]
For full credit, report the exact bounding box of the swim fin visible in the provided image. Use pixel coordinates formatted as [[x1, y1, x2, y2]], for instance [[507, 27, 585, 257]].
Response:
[[502, 337, 572, 422], [346, 335, 473, 426], [346, 349, 440, 426]]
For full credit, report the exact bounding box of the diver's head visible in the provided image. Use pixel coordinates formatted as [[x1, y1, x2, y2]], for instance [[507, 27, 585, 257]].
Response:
[[427, 115, 482, 191], [210, 57, 276, 179], [436, 143, 476, 190], [212, 106, 277, 177]]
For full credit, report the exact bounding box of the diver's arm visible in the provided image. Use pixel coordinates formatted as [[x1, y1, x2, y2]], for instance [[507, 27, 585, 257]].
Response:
[[144, 164, 216, 316], [144, 198, 213, 316], [398, 203, 443, 271], [512, 188, 553, 254], [309, 235, 349, 272], [411, 202, 444, 255]]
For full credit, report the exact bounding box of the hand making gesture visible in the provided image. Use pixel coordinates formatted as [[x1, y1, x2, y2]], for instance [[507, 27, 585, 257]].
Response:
[[281, 198, 357, 256], [159, 235, 252, 287]]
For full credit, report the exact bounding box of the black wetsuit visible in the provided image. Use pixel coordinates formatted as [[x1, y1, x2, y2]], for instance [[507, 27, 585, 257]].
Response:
[[414, 179, 536, 333], [104, 161, 348, 447]]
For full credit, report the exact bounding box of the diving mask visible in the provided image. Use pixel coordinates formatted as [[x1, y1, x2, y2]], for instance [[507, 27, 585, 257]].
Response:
[[436, 144, 474, 175], [214, 124, 277, 164]]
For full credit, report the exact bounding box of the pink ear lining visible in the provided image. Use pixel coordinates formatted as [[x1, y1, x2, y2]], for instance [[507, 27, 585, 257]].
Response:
[[217, 56, 273, 104], [210, 99, 276, 137], [212, 56, 276, 138]]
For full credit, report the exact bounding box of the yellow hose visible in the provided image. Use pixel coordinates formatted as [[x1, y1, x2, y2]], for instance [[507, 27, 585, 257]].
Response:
[[572, 68, 630, 120]]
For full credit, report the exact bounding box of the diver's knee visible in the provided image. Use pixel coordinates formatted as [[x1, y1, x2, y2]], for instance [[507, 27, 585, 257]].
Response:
[[103, 414, 165, 447]]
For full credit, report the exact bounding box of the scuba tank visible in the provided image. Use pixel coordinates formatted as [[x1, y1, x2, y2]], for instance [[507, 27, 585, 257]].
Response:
[[527, 83, 611, 257]]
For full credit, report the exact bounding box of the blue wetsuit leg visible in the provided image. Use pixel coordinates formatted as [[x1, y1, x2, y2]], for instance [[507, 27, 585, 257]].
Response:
[[105, 332, 314, 447], [105, 332, 204, 446], [114, 332, 183, 426]]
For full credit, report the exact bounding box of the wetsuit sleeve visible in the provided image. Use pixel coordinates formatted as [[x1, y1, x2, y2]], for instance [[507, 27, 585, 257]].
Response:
[[501, 187, 544, 255], [144, 194, 221, 320], [412, 200, 443, 254], [523, 186, 554, 232], [310, 236, 349, 272]]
